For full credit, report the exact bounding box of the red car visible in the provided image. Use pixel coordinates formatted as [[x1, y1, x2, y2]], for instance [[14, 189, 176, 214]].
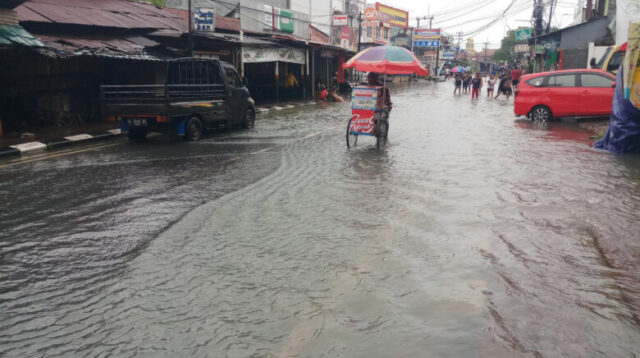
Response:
[[514, 69, 616, 121]]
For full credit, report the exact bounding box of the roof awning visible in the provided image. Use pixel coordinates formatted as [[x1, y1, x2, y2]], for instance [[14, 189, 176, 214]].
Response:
[[0, 24, 42, 46]]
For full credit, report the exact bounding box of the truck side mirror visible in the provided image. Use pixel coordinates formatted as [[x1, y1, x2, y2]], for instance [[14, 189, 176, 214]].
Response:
[[589, 58, 596, 68]]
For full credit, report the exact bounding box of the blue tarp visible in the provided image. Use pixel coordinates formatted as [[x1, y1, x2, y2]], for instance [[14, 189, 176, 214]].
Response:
[[594, 67, 640, 153]]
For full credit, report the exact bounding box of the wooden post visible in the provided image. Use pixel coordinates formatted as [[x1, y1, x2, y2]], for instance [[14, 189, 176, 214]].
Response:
[[275, 61, 279, 103]]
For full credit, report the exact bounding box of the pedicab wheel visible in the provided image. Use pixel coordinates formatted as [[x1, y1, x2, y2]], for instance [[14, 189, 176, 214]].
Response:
[[346, 118, 358, 148], [376, 121, 388, 150]]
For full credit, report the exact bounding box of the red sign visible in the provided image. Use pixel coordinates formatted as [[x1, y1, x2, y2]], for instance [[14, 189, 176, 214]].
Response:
[[341, 26, 350, 40], [364, 7, 378, 21], [350, 110, 375, 135]]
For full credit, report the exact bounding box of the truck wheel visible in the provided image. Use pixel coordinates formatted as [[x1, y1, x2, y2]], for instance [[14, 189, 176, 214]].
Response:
[[185, 117, 203, 141], [242, 109, 255, 129], [128, 128, 147, 141]]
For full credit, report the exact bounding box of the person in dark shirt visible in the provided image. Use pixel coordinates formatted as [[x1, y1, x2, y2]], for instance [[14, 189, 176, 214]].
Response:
[[462, 73, 472, 94], [454, 74, 462, 95], [471, 73, 483, 100]]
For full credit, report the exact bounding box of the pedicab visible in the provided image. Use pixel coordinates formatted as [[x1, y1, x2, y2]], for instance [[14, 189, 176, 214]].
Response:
[[343, 46, 429, 150]]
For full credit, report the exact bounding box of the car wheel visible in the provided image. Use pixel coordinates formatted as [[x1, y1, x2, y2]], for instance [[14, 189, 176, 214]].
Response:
[[185, 116, 203, 141], [242, 109, 255, 129], [530, 105, 552, 122]]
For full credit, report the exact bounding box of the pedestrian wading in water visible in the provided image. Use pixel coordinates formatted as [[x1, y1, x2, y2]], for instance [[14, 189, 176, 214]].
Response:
[[471, 73, 482, 100]]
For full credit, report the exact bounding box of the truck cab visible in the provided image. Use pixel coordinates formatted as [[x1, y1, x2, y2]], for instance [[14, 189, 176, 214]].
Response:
[[101, 58, 256, 141], [591, 42, 627, 75]]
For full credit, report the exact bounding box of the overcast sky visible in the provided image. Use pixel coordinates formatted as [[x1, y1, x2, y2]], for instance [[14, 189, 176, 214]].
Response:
[[383, 0, 580, 50]]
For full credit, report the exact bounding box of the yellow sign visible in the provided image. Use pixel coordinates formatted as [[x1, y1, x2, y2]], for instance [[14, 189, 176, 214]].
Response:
[[376, 3, 408, 28]]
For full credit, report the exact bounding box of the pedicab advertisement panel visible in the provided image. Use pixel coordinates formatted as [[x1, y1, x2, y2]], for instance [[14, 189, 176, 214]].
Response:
[[350, 86, 381, 136]]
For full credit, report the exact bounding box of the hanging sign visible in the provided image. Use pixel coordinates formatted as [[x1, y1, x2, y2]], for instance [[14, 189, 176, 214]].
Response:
[[193, 8, 215, 32], [333, 14, 348, 26]]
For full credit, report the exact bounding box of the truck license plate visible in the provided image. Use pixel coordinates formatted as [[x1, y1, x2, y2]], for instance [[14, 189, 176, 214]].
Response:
[[130, 118, 147, 127]]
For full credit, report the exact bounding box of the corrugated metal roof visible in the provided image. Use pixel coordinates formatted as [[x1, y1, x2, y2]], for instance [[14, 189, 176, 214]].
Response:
[[0, 8, 19, 26], [17, 0, 185, 31], [163, 8, 240, 33], [0, 24, 42, 46], [35, 33, 161, 60]]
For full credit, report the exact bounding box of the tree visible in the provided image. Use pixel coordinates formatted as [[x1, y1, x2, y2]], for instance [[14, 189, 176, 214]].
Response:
[[492, 29, 516, 63]]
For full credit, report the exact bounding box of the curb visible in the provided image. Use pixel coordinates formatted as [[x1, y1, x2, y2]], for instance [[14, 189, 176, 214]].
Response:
[[0, 129, 122, 159], [256, 101, 317, 116]]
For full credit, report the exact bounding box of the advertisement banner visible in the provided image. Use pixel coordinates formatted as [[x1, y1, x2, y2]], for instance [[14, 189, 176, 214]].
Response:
[[193, 8, 215, 32], [413, 29, 441, 40], [514, 44, 530, 53], [442, 51, 455, 60], [350, 86, 380, 135], [376, 3, 408, 28]]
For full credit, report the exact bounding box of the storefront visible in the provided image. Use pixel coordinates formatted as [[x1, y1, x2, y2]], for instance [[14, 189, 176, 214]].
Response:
[[242, 43, 307, 103]]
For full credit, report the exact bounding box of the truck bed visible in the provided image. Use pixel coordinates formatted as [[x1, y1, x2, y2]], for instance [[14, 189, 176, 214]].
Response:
[[101, 84, 227, 116]]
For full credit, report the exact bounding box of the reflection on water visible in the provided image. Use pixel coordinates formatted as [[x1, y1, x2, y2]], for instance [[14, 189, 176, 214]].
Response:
[[1, 82, 640, 357]]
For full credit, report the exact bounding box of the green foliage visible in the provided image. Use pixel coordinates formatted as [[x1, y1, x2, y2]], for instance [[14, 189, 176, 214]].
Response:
[[456, 58, 470, 67], [143, 0, 166, 7], [493, 29, 516, 63]]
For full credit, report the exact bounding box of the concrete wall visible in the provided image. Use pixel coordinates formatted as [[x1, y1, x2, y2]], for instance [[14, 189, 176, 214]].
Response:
[[560, 17, 611, 50], [240, 0, 309, 39], [165, 0, 311, 39]]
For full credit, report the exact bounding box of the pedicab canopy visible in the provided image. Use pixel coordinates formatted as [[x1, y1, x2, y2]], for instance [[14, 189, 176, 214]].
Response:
[[343, 46, 429, 76]]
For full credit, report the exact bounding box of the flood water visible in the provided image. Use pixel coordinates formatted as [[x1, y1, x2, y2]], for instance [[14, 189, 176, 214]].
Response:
[[1, 81, 640, 357]]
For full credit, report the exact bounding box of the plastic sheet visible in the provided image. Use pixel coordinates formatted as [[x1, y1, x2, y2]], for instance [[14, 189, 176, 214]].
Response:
[[594, 67, 640, 153]]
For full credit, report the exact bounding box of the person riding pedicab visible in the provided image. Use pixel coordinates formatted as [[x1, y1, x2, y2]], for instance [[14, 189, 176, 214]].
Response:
[[367, 72, 392, 136]]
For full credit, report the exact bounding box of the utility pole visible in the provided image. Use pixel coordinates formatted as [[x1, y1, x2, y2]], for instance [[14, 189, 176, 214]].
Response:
[[238, 2, 244, 77], [483, 39, 489, 72], [188, 0, 193, 56], [546, 0, 554, 33], [456, 31, 463, 55], [357, 12, 363, 52], [329, 0, 334, 45]]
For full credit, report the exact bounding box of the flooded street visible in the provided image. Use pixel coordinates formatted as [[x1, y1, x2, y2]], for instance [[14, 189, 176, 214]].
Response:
[[2, 81, 640, 357]]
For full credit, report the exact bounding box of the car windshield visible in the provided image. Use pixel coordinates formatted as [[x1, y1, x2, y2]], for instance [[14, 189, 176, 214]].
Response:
[[595, 47, 612, 69]]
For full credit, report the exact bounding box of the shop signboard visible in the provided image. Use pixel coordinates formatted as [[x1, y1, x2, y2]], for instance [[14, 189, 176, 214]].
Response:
[[515, 28, 532, 41], [193, 7, 215, 31], [413, 29, 440, 48], [364, 7, 379, 21], [375, 2, 408, 28], [350, 86, 381, 136], [514, 44, 530, 53], [243, 46, 305, 64], [263, 5, 294, 33], [333, 14, 348, 26], [442, 51, 455, 60]]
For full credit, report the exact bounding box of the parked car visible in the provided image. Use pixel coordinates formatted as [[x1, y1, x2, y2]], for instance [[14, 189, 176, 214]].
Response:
[[101, 58, 256, 141], [590, 42, 626, 75], [514, 69, 616, 121]]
